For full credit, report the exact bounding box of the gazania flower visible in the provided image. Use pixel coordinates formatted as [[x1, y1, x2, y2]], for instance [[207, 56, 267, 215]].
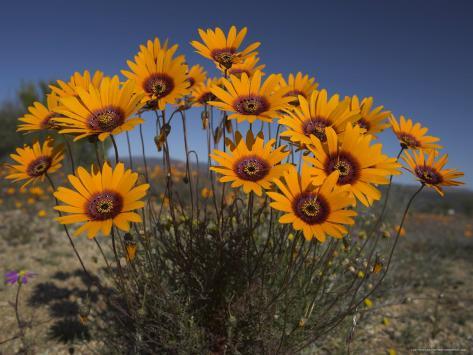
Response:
[[225, 55, 265, 78], [279, 90, 360, 146], [210, 134, 291, 196], [209, 71, 293, 123], [389, 115, 441, 150], [17, 94, 61, 133], [54, 162, 150, 238], [50, 70, 104, 98], [5, 270, 36, 285], [267, 166, 356, 241], [191, 26, 260, 69], [122, 38, 189, 110], [305, 124, 401, 206], [191, 78, 219, 107], [5, 139, 64, 188], [402, 150, 463, 196], [187, 64, 207, 90], [349, 96, 390, 136], [53, 76, 145, 142], [278, 72, 318, 103]]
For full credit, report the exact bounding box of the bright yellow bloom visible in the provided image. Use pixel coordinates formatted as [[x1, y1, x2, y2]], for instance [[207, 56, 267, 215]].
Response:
[[201, 187, 213, 199], [389, 115, 441, 150], [402, 150, 463, 196], [191, 78, 219, 107], [267, 166, 356, 241], [122, 38, 189, 110], [191, 26, 260, 69], [225, 55, 265, 78], [278, 72, 318, 103], [279, 90, 360, 147], [210, 134, 291, 196], [5, 139, 64, 188], [187, 64, 207, 90], [209, 71, 293, 123], [54, 162, 150, 238], [38, 210, 47, 217], [17, 94, 61, 133], [305, 124, 401, 206], [53, 76, 144, 142], [348, 95, 390, 136], [50, 70, 104, 98]]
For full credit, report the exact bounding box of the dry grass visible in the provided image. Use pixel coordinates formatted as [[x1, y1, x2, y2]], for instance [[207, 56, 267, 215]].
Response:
[[0, 190, 472, 354]]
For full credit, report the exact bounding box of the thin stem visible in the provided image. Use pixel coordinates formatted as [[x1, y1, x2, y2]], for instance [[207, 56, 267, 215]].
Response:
[[94, 238, 112, 274], [46, 173, 91, 280], [14, 283, 26, 349], [139, 124, 150, 183], [353, 183, 424, 309], [94, 140, 102, 167], [126, 131, 133, 169], [63, 135, 76, 174], [110, 135, 119, 165]]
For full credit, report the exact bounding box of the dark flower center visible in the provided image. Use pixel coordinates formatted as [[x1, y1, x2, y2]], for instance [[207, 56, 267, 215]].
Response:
[[198, 92, 216, 104], [285, 90, 305, 105], [325, 152, 360, 185], [415, 165, 443, 185], [397, 132, 420, 148], [357, 118, 370, 131], [41, 113, 56, 129], [187, 77, 195, 88], [143, 73, 175, 98], [86, 191, 123, 221], [27, 156, 52, 177], [228, 68, 250, 77], [302, 117, 331, 142], [293, 192, 330, 225], [234, 95, 269, 115], [211, 48, 237, 68], [234, 156, 270, 181], [88, 107, 125, 132]]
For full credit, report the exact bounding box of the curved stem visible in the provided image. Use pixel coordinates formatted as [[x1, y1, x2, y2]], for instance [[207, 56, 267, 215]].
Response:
[[63, 135, 76, 174], [46, 173, 90, 280], [94, 140, 102, 167], [355, 183, 424, 308], [126, 131, 133, 170], [139, 124, 150, 183], [110, 135, 119, 165]]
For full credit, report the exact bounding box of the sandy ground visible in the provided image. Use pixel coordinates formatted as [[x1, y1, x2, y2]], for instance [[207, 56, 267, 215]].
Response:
[[0, 204, 472, 354]]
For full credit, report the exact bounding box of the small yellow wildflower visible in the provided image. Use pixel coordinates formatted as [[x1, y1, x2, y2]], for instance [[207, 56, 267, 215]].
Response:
[[201, 187, 213, 199], [395, 225, 406, 237]]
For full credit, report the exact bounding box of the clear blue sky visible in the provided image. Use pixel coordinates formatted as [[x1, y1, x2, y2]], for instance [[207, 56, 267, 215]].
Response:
[[0, 0, 471, 187]]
